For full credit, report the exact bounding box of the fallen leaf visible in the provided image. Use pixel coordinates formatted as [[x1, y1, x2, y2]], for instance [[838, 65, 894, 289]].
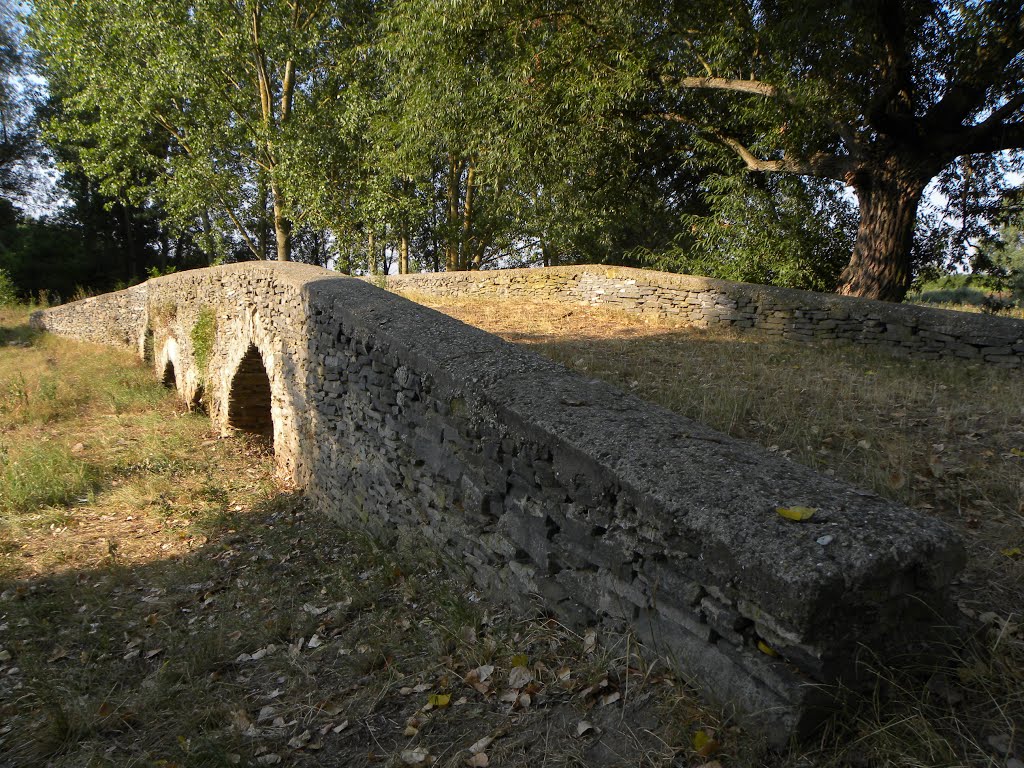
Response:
[[401, 747, 433, 765], [468, 736, 494, 754], [428, 694, 451, 708], [507, 666, 533, 689], [583, 629, 597, 654], [575, 721, 595, 737], [465, 754, 489, 767], [332, 720, 349, 734], [776, 506, 816, 521], [1002, 547, 1022, 559], [474, 664, 494, 682], [255, 755, 281, 766], [693, 729, 720, 757], [288, 730, 312, 749], [600, 691, 621, 706], [757, 640, 779, 657]]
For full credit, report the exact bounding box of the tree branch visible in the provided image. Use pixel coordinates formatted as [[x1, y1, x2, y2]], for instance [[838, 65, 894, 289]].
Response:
[[657, 111, 854, 180], [955, 121, 1024, 157], [663, 75, 779, 99], [662, 73, 858, 149]]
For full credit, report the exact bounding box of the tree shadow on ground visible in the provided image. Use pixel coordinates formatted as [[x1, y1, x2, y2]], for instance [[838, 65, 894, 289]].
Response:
[[0, 491, 695, 768]]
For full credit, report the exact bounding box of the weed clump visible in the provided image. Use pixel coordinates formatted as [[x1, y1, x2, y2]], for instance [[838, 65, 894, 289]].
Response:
[[190, 307, 217, 378]]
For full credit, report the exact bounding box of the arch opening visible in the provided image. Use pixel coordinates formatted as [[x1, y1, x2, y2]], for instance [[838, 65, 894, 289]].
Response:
[[190, 383, 207, 415], [162, 360, 176, 389], [227, 345, 274, 443]]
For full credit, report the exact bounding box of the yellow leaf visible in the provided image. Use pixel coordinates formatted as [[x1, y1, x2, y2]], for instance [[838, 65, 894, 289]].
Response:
[[1010, 448, 1024, 458], [428, 694, 451, 708], [511, 654, 528, 668], [757, 640, 778, 657], [1001, 547, 1022, 559], [692, 729, 720, 756], [776, 506, 817, 522]]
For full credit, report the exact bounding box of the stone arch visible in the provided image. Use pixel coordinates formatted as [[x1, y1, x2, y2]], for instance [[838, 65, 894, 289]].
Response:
[[226, 343, 274, 442]]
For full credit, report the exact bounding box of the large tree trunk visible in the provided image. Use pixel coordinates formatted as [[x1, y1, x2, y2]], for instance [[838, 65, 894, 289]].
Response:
[[837, 165, 928, 302]]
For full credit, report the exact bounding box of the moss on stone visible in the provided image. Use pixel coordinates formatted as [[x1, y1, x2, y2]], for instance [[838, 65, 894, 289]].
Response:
[[190, 307, 217, 378]]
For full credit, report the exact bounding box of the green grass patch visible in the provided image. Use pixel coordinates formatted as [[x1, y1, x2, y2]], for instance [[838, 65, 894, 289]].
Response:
[[0, 442, 99, 514]]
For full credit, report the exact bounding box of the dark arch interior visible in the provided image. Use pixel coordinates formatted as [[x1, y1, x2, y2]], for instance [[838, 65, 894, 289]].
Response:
[[190, 383, 207, 414], [227, 345, 274, 442], [162, 360, 176, 388]]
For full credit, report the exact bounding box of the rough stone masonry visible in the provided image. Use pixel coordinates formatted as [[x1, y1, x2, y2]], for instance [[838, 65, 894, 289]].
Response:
[[31, 263, 966, 745], [387, 264, 1024, 369]]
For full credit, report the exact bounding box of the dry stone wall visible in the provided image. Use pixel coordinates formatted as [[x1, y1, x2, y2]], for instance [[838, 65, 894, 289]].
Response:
[[32, 263, 966, 743], [388, 265, 1024, 369]]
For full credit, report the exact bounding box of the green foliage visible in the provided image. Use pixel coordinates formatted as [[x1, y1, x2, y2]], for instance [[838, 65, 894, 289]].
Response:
[[25, 0, 1024, 297], [635, 173, 856, 291], [146, 265, 178, 279], [190, 308, 217, 378], [0, 267, 16, 306]]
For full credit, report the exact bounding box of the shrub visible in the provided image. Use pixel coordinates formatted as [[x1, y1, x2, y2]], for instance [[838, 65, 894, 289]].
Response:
[[0, 268, 18, 307]]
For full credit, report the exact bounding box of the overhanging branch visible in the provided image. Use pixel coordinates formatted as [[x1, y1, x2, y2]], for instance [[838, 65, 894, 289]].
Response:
[[657, 111, 853, 180], [662, 74, 779, 98]]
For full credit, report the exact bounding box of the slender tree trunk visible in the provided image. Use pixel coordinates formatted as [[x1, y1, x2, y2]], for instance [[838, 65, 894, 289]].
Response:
[[120, 206, 138, 282], [445, 154, 460, 271], [257, 174, 269, 260], [200, 210, 216, 265], [837, 164, 929, 302], [368, 230, 377, 275], [462, 162, 476, 270], [400, 229, 410, 274], [158, 230, 170, 271]]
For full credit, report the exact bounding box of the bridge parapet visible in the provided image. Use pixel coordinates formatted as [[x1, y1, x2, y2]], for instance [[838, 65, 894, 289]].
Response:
[[388, 265, 1024, 369]]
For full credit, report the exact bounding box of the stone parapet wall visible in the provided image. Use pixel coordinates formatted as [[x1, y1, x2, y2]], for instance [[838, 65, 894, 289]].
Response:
[[31, 264, 966, 742], [388, 265, 1024, 369]]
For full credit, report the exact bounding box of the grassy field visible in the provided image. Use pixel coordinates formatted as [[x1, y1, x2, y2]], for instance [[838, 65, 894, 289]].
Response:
[[2, 298, 1023, 767]]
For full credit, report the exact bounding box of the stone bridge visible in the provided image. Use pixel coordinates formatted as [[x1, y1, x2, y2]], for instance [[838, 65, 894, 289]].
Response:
[[31, 263, 965, 744]]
